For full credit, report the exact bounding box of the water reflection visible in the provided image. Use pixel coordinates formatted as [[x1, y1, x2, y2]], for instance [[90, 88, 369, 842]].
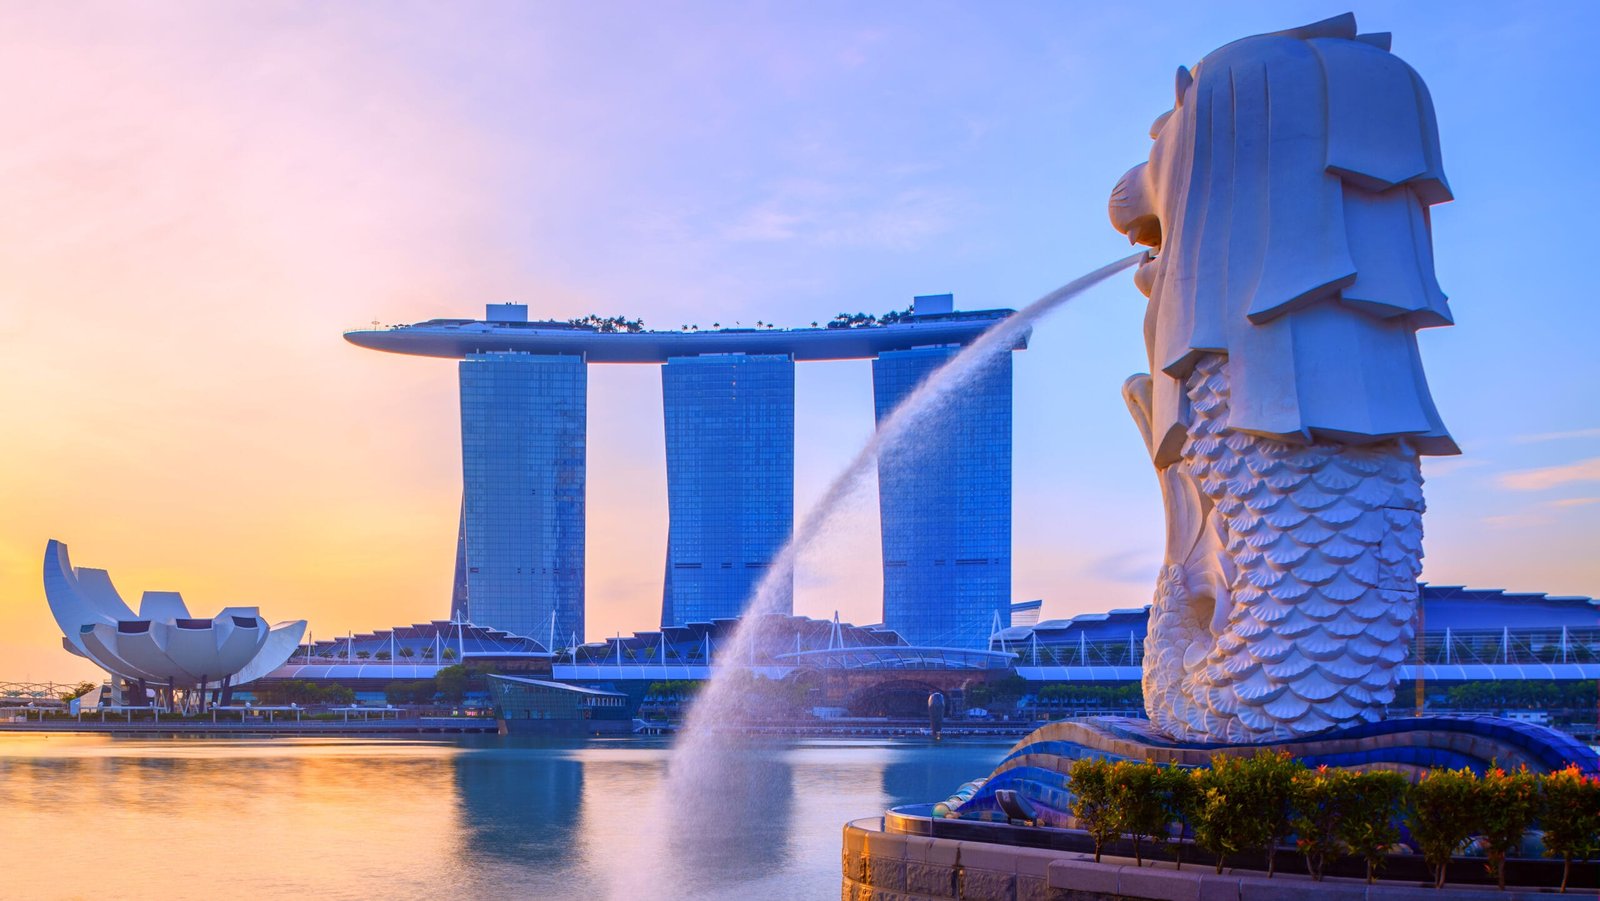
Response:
[[453, 737, 586, 868], [0, 734, 1006, 900]]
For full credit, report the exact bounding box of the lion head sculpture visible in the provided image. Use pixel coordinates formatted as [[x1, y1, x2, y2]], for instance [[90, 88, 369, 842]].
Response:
[[1109, 12, 1458, 467]]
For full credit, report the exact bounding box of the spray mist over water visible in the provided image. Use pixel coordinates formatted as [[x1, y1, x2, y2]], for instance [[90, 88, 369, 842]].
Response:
[[613, 253, 1142, 899]]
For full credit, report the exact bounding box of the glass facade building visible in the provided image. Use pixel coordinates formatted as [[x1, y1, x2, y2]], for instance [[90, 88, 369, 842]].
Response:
[[660, 354, 794, 627], [873, 346, 1013, 649], [459, 352, 586, 646]]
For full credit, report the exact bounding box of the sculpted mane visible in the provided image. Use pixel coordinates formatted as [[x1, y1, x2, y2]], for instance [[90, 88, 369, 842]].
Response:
[[1114, 12, 1457, 466]]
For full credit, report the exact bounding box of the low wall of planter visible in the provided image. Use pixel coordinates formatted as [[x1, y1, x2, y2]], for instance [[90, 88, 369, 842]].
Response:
[[842, 817, 1590, 901]]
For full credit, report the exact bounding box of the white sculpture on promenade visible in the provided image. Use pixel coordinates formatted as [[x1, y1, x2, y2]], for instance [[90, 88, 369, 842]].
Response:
[[44, 539, 307, 700], [1108, 13, 1458, 742]]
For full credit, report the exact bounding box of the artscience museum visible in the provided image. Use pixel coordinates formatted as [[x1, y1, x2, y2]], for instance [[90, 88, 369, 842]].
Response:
[[43, 539, 307, 708]]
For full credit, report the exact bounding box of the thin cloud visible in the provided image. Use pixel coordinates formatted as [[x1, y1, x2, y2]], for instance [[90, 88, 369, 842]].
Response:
[[1498, 457, 1600, 492], [1548, 497, 1600, 508], [1513, 428, 1600, 444]]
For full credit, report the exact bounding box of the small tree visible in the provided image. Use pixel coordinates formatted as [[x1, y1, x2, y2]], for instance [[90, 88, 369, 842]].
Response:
[[58, 681, 98, 702], [1479, 765, 1541, 890], [1408, 767, 1483, 889], [398, 647, 415, 659], [1541, 764, 1600, 893], [435, 665, 468, 704], [1068, 757, 1118, 863], [1339, 770, 1409, 884]]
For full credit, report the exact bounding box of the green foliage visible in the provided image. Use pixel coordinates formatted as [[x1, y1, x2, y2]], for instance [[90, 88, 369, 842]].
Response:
[[645, 680, 704, 700], [1339, 770, 1409, 885], [1541, 764, 1600, 893], [1292, 767, 1354, 881], [1190, 751, 1303, 875], [252, 680, 353, 706], [1108, 760, 1170, 866], [1062, 752, 1595, 887], [1479, 765, 1541, 890], [1032, 683, 1144, 707], [58, 681, 98, 701], [1408, 767, 1484, 889], [435, 665, 469, 704], [384, 680, 437, 706], [824, 307, 911, 329], [964, 674, 1028, 710], [1068, 757, 1118, 863], [1156, 764, 1199, 869], [1444, 680, 1596, 711], [569, 314, 645, 333]]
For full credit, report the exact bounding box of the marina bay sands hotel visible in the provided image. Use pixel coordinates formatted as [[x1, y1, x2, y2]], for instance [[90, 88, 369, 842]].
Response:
[[344, 294, 1024, 650]]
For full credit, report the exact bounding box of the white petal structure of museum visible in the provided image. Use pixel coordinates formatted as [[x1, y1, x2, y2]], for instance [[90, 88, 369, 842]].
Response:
[[44, 539, 307, 695]]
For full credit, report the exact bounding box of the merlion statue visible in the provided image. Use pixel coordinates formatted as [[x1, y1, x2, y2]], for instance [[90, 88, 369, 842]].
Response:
[[1109, 13, 1458, 742]]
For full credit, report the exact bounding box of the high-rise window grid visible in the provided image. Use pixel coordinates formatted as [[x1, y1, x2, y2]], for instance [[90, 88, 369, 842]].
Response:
[[873, 346, 1013, 649], [459, 352, 586, 646], [661, 354, 795, 626]]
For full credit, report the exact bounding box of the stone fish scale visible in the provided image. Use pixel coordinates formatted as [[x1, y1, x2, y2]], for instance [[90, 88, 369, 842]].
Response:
[[1150, 354, 1424, 742]]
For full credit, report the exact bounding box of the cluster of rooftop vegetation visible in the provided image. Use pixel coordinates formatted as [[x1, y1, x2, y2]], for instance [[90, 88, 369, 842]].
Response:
[[825, 307, 913, 329], [321, 645, 456, 661], [568, 314, 646, 333], [1063, 752, 1600, 891]]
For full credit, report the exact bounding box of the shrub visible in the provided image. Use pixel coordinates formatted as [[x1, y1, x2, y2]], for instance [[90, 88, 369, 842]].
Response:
[[1247, 750, 1302, 877], [1108, 761, 1169, 866], [1157, 764, 1199, 869], [1339, 770, 1409, 884], [1541, 764, 1600, 893], [1292, 766, 1356, 881], [1068, 757, 1118, 863], [1409, 767, 1483, 889], [1192, 755, 1267, 874], [1479, 765, 1541, 890]]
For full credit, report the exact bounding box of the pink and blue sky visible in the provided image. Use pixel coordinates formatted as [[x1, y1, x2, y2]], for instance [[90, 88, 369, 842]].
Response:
[[3, 2, 1596, 679]]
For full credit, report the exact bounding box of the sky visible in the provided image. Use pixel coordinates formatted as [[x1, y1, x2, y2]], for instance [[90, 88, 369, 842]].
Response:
[[3, 1, 1597, 681]]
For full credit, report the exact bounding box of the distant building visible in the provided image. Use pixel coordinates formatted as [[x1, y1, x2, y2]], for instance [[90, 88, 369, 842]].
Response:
[[661, 353, 794, 627], [1009, 600, 1043, 628], [488, 675, 631, 735], [347, 298, 1025, 644], [873, 342, 1013, 649], [458, 352, 587, 646], [994, 586, 1600, 686]]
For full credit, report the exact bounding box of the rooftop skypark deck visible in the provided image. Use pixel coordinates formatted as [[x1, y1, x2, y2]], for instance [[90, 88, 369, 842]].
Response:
[[343, 302, 1023, 362]]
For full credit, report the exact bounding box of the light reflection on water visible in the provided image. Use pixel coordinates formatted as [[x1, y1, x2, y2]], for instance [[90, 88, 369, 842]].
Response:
[[0, 734, 1007, 900]]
